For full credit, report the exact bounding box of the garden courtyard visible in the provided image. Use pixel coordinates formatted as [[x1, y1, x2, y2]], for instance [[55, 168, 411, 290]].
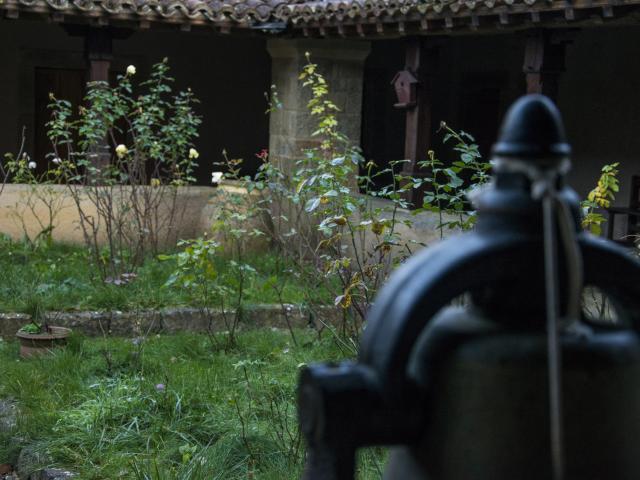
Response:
[[0, 55, 437, 479], [0, 60, 631, 478], [0, 0, 639, 475]]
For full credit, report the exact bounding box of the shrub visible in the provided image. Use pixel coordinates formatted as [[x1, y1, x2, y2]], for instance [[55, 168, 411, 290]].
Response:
[[215, 54, 488, 347], [1, 128, 69, 248], [46, 59, 201, 280], [413, 123, 490, 236]]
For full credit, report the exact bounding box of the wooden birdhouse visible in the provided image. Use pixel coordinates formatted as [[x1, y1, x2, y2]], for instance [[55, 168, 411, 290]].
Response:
[[391, 69, 419, 109]]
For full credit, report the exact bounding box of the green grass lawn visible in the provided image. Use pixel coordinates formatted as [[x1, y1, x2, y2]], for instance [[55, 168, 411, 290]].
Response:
[[0, 239, 332, 314], [0, 330, 383, 479]]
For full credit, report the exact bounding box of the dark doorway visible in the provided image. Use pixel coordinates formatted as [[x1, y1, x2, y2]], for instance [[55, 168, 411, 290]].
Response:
[[360, 41, 406, 193], [457, 73, 506, 159], [34, 68, 86, 174]]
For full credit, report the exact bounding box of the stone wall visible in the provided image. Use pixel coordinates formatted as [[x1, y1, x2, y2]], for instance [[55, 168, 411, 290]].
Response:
[[0, 305, 341, 337]]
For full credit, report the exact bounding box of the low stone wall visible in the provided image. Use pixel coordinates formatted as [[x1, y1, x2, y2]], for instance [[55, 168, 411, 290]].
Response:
[[0, 304, 341, 338]]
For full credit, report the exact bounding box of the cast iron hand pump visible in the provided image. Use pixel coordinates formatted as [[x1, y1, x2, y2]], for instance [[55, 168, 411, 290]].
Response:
[[297, 95, 640, 480]]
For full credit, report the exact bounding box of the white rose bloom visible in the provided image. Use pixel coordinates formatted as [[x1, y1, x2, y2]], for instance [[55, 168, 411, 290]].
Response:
[[52, 157, 61, 165], [28, 161, 36, 169], [115, 144, 128, 158], [211, 172, 223, 185], [126, 65, 136, 76], [189, 148, 199, 160]]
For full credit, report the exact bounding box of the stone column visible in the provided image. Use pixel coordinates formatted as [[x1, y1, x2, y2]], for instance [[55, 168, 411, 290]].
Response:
[[267, 39, 370, 176]]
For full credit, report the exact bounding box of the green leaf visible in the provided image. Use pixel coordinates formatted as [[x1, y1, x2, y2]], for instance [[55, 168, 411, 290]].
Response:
[[305, 197, 321, 213]]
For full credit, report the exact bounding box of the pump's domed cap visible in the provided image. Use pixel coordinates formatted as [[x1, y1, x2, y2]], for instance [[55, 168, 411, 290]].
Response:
[[492, 94, 571, 162]]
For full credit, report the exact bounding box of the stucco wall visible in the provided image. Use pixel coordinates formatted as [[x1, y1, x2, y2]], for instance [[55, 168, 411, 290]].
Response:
[[0, 183, 267, 250], [0, 183, 454, 254]]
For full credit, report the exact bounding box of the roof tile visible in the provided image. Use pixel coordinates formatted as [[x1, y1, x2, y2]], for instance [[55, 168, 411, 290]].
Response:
[[2, 0, 637, 30]]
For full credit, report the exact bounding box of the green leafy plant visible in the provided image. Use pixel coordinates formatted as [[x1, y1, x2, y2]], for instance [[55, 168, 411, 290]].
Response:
[[581, 162, 619, 235], [19, 323, 42, 334], [214, 55, 490, 347], [18, 287, 48, 334], [163, 231, 257, 350], [46, 59, 202, 280], [580, 162, 621, 322], [163, 237, 227, 348], [413, 123, 490, 238]]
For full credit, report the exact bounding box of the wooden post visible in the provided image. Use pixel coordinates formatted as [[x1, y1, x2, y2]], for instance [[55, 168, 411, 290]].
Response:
[[397, 38, 439, 206], [84, 28, 113, 171], [85, 28, 113, 83], [523, 31, 568, 101]]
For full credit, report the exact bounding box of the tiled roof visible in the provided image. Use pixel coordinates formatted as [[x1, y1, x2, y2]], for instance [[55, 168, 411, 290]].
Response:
[[2, 0, 290, 24], [277, 0, 560, 23], [277, 0, 428, 23], [275, 0, 638, 29], [1, 0, 638, 31]]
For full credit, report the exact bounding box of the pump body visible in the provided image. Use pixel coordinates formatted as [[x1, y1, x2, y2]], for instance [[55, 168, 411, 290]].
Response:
[[391, 307, 640, 480]]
